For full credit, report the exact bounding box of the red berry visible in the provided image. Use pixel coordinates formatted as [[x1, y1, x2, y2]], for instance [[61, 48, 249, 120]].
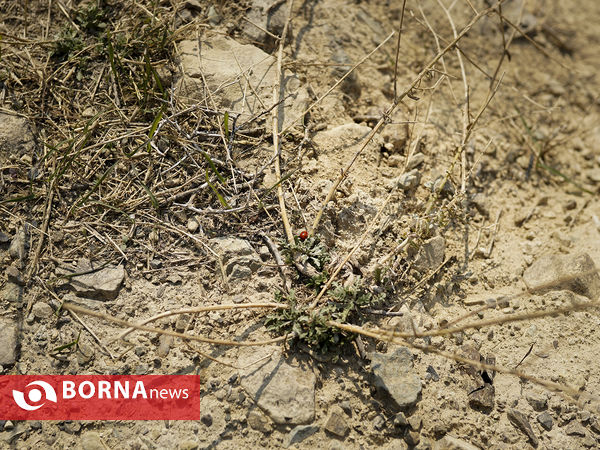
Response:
[[299, 230, 309, 241]]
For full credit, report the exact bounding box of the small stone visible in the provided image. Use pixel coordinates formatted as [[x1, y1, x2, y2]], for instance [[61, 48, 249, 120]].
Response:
[[558, 411, 576, 426], [157, 335, 173, 357], [408, 416, 422, 431], [211, 237, 261, 280], [469, 384, 495, 411], [184, 0, 202, 11], [0, 319, 17, 365], [32, 302, 54, 320], [396, 170, 421, 191], [229, 264, 253, 280], [207, 6, 222, 25], [4, 421, 13, 430], [81, 432, 105, 450], [564, 421, 587, 437], [187, 218, 199, 232], [404, 430, 420, 447], [373, 415, 386, 430], [432, 435, 480, 450], [200, 413, 213, 427], [370, 347, 422, 410], [173, 211, 187, 223], [469, 193, 490, 217], [526, 393, 548, 411], [394, 413, 409, 429], [331, 50, 361, 99], [64, 421, 81, 433], [426, 365, 439, 382], [258, 245, 271, 261], [589, 416, 600, 434], [134, 364, 148, 375], [387, 154, 403, 167], [247, 409, 272, 433], [507, 408, 538, 446], [564, 199, 577, 210], [583, 435, 597, 448], [150, 259, 162, 269], [228, 373, 239, 385], [0, 231, 10, 243], [523, 253, 600, 300], [57, 259, 125, 300], [339, 400, 352, 416], [414, 236, 445, 271], [284, 425, 319, 448], [6, 266, 24, 286], [579, 410, 591, 423], [407, 152, 425, 170], [8, 227, 28, 261], [324, 405, 349, 437], [430, 177, 455, 198], [82, 106, 97, 118], [179, 440, 198, 450], [463, 295, 486, 306], [167, 273, 182, 284], [175, 314, 190, 332], [2, 282, 22, 303], [241, 0, 287, 49], [29, 421, 42, 430], [51, 230, 64, 243], [587, 168, 600, 183], [537, 411, 553, 431], [396, 171, 420, 191]]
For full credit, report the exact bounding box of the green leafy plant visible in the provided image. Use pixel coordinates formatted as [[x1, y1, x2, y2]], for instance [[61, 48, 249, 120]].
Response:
[[52, 27, 83, 61], [265, 279, 384, 353], [282, 235, 330, 286], [75, 4, 108, 35]]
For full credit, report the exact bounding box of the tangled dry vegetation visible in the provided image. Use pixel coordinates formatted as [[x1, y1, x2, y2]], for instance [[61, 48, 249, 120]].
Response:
[[2, 0, 600, 428]]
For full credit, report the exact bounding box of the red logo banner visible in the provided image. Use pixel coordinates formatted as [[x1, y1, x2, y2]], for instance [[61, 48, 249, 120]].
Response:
[[0, 375, 200, 420]]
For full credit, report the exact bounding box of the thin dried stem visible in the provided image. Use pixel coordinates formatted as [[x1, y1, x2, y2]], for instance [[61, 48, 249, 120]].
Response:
[[392, 0, 408, 102], [112, 302, 289, 342], [273, 0, 296, 245], [329, 320, 595, 406], [62, 302, 289, 347]]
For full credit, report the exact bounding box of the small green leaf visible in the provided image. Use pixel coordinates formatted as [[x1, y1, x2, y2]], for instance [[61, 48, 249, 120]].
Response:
[[205, 169, 229, 208], [139, 182, 160, 210], [224, 111, 230, 138]]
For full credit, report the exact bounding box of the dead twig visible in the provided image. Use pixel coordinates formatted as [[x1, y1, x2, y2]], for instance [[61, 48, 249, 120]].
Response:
[[272, 0, 296, 245], [62, 302, 290, 347]]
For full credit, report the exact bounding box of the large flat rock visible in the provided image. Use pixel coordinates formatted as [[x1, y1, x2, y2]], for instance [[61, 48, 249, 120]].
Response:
[[176, 35, 308, 129], [56, 259, 125, 301], [210, 237, 261, 280], [523, 253, 600, 300], [370, 347, 422, 410], [239, 346, 316, 425]]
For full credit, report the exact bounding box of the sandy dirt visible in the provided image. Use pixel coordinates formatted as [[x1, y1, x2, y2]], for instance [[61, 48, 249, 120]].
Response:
[[1, 0, 600, 449]]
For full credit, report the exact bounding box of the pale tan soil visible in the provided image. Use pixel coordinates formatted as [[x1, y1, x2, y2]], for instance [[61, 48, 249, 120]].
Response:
[[1, 0, 600, 449]]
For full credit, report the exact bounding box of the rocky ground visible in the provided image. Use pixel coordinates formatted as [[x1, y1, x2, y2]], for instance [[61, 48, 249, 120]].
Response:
[[2, 0, 600, 449]]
